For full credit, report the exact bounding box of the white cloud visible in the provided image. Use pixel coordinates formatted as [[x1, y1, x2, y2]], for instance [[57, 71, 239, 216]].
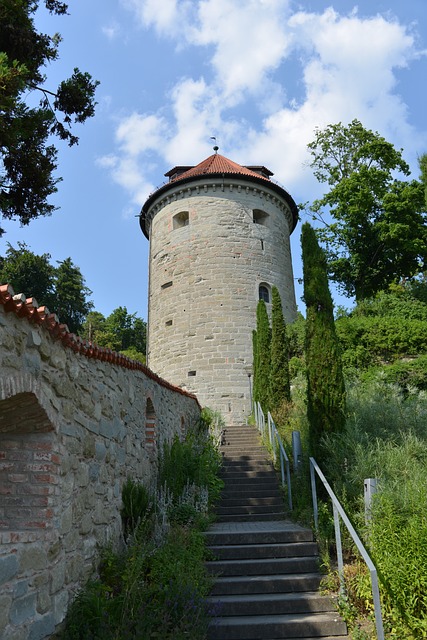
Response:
[[102, 21, 121, 40], [105, 3, 424, 206], [115, 113, 167, 157], [191, 0, 292, 99], [121, 0, 193, 38]]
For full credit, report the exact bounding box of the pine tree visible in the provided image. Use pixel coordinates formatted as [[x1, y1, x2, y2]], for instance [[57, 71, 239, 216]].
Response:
[[255, 299, 271, 411], [269, 286, 291, 410], [301, 223, 346, 455]]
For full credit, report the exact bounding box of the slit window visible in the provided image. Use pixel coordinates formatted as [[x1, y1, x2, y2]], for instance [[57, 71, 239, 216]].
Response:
[[188, 371, 196, 377], [161, 281, 173, 289], [165, 319, 173, 326], [173, 211, 189, 229]]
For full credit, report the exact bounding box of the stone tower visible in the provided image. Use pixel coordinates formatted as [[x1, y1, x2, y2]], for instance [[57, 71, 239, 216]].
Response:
[[140, 150, 298, 424]]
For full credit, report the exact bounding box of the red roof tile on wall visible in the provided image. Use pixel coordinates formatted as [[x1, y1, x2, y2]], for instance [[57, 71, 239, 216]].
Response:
[[0, 284, 200, 406]]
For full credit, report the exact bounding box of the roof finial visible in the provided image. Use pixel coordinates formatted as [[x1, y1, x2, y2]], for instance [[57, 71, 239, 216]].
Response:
[[210, 136, 219, 153]]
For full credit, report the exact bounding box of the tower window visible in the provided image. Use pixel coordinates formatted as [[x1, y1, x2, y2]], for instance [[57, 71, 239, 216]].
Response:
[[253, 209, 269, 226], [259, 283, 271, 303], [161, 281, 173, 289], [165, 319, 173, 326], [173, 211, 189, 229]]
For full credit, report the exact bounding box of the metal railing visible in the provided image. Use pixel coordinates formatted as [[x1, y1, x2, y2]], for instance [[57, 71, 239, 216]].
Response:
[[310, 457, 384, 640], [254, 402, 292, 511]]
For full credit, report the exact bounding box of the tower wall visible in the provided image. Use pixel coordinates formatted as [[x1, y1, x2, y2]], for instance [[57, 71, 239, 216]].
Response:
[[145, 177, 297, 424]]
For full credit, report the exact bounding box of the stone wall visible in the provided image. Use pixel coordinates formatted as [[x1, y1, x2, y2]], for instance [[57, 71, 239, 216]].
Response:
[[0, 290, 201, 640], [146, 178, 297, 424]]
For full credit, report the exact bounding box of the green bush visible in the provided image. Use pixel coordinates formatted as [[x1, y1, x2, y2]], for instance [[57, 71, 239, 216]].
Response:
[[60, 415, 224, 639]]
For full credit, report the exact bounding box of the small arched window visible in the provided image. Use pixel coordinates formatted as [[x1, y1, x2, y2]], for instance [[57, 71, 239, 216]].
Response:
[[173, 211, 189, 229], [253, 209, 269, 226], [259, 283, 270, 303]]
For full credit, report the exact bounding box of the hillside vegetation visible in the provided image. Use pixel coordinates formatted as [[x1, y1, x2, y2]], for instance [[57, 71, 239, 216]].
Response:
[[280, 282, 427, 638]]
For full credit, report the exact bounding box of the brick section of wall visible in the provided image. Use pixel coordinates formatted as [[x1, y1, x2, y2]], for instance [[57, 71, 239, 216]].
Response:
[[0, 433, 58, 532]]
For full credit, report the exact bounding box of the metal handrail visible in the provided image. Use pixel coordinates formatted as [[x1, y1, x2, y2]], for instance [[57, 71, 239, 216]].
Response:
[[310, 457, 384, 640], [254, 402, 292, 511]]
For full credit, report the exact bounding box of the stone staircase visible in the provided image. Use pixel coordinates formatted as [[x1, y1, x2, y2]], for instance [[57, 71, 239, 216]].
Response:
[[205, 424, 347, 640]]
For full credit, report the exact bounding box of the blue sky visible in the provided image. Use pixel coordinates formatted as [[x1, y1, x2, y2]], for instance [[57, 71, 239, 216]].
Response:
[[1, 0, 426, 321]]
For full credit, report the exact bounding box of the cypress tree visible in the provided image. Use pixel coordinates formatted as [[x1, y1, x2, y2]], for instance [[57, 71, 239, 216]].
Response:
[[301, 223, 346, 456], [269, 286, 291, 410], [255, 299, 271, 411], [252, 329, 259, 407]]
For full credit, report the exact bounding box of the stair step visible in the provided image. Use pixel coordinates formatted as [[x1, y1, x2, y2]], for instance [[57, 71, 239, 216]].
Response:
[[217, 504, 284, 515], [221, 488, 282, 498], [206, 556, 319, 576], [210, 572, 323, 596], [217, 513, 286, 522], [207, 542, 318, 560], [219, 496, 283, 507], [205, 591, 337, 616], [205, 525, 313, 546], [207, 612, 347, 640]]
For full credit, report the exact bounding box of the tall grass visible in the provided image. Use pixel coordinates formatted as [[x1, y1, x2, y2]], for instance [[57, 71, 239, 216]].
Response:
[[319, 378, 427, 637]]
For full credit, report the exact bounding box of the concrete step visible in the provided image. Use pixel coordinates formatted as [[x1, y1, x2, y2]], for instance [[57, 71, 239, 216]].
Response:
[[219, 496, 283, 508], [221, 487, 282, 499], [210, 572, 323, 596], [222, 459, 273, 468], [205, 591, 337, 616], [217, 512, 286, 523], [208, 542, 318, 560], [204, 524, 314, 546], [207, 612, 347, 639], [206, 556, 319, 576], [216, 505, 284, 517]]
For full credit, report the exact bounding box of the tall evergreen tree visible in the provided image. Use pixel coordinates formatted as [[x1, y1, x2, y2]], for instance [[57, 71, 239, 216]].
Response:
[[252, 329, 258, 408], [255, 299, 271, 411], [302, 223, 346, 455], [269, 286, 291, 410]]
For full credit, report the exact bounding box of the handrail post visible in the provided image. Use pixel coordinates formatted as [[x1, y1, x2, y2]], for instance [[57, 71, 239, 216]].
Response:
[[310, 459, 319, 530], [333, 503, 345, 595]]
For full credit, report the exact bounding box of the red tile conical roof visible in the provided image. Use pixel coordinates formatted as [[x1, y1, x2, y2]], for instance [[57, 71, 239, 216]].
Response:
[[140, 151, 298, 237], [168, 153, 270, 182]]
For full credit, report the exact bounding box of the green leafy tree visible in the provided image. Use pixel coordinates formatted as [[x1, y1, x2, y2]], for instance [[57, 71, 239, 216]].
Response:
[[51, 257, 93, 333], [0, 241, 54, 302], [307, 120, 427, 301], [269, 286, 291, 410], [302, 222, 346, 455], [254, 299, 271, 411], [0, 243, 92, 332], [420, 153, 427, 205], [81, 307, 147, 362], [0, 0, 99, 234]]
